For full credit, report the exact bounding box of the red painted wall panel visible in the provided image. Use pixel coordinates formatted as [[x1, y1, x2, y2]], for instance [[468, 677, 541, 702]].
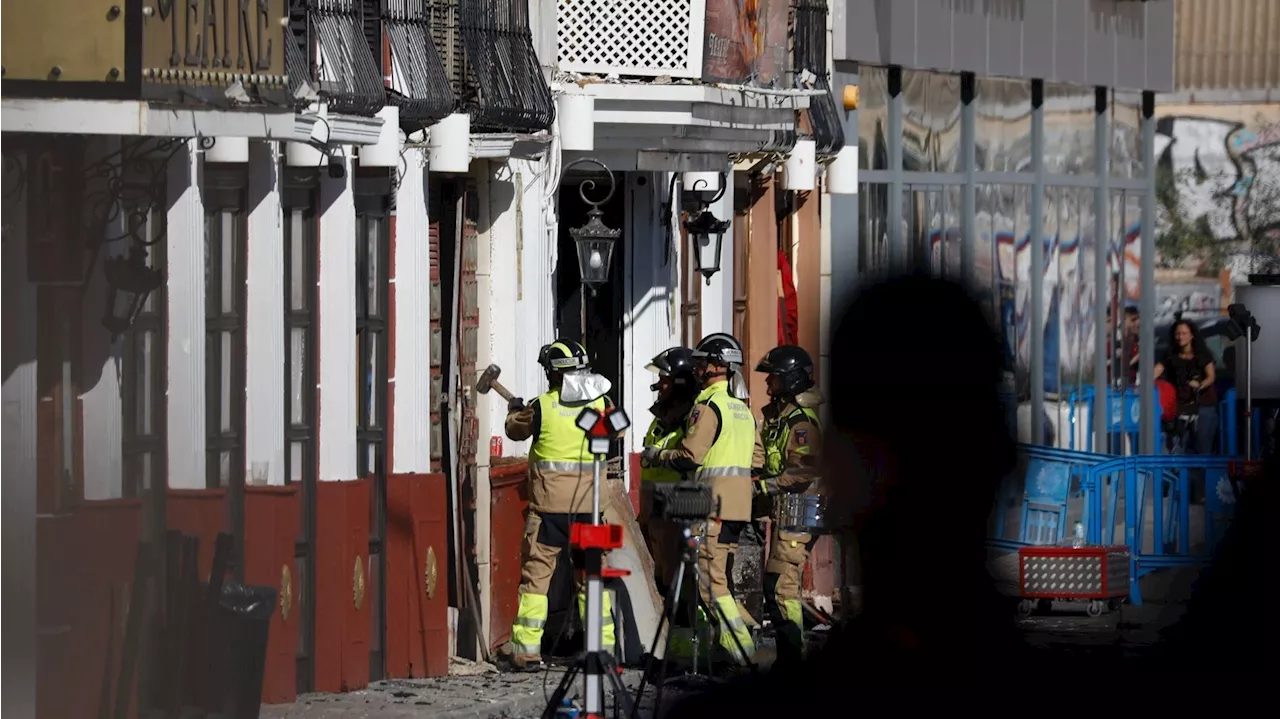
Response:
[[488, 460, 528, 652], [314, 479, 370, 692], [384, 475, 413, 678], [408, 473, 450, 677], [243, 486, 300, 704]]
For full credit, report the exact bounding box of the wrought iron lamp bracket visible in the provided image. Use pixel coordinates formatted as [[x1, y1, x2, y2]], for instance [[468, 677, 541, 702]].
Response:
[[661, 170, 729, 266], [6, 135, 216, 249]]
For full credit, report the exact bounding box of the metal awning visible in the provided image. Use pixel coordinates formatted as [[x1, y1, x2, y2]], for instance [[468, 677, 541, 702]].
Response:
[[557, 82, 814, 156]]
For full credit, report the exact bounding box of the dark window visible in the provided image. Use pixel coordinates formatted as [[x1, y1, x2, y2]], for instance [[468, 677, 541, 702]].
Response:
[[122, 207, 168, 498], [356, 201, 389, 479], [282, 168, 319, 693], [284, 192, 318, 486], [355, 169, 392, 681], [203, 166, 248, 490]]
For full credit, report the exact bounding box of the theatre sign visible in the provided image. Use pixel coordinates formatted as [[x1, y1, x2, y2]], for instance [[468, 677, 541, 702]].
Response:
[[2, 0, 290, 108]]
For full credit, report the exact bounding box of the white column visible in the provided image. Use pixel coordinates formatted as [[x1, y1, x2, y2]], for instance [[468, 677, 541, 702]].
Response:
[[318, 151, 358, 481], [167, 141, 206, 490], [81, 138, 123, 499], [2, 152, 38, 718], [245, 142, 286, 485], [698, 181, 735, 337], [623, 171, 669, 459], [478, 162, 518, 449], [507, 157, 558, 454], [392, 147, 433, 473]]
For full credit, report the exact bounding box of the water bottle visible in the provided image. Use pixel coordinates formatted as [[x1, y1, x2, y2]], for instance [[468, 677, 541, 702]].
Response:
[[1072, 521, 1085, 548], [556, 698, 580, 719]]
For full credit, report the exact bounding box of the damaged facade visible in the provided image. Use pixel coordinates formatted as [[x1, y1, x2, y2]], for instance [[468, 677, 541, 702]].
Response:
[[3, 0, 847, 715]]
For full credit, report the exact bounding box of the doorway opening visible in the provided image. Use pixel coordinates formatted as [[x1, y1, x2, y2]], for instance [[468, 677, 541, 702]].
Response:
[[553, 173, 627, 442]]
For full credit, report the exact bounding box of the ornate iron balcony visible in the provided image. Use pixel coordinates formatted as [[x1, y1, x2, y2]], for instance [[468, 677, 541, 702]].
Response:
[[431, 0, 555, 133], [385, 0, 457, 125], [794, 0, 845, 157], [288, 0, 387, 117]]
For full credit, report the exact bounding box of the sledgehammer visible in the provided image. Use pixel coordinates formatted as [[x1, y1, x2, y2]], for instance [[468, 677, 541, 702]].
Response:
[[475, 364, 516, 403]]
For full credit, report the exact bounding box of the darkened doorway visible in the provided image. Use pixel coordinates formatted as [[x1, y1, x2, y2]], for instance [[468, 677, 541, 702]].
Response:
[[554, 174, 626, 442]]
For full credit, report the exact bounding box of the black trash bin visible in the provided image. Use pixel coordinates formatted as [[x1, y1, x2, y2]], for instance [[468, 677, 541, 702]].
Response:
[[212, 583, 277, 719]]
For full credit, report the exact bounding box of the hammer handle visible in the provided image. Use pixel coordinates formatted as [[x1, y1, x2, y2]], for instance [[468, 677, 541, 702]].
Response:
[[488, 380, 516, 403]]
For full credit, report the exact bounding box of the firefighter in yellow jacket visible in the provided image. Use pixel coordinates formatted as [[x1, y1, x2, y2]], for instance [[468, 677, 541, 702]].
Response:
[[502, 339, 617, 670], [638, 346, 699, 592], [752, 345, 824, 666], [641, 333, 756, 666]]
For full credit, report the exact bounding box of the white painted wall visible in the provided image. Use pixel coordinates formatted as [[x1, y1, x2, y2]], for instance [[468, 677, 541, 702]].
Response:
[[481, 156, 559, 457], [392, 147, 433, 473], [622, 172, 675, 461], [697, 183, 735, 337], [245, 141, 286, 486], [81, 138, 124, 500], [166, 142, 206, 490], [2, 152, 38, 718], [318, 151, 358, 481]]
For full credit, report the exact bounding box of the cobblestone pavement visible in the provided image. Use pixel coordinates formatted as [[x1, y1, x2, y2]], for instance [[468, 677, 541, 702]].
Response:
[[260, 604, 1186, 719]]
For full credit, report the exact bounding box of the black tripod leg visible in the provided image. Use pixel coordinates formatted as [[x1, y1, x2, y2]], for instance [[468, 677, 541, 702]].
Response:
[[631, 556, 692, 719], [540, 661, 582, 719], [600, 653, 635, 719]]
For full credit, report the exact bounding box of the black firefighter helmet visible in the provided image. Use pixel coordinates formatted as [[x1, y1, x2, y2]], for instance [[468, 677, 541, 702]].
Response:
[[646, 346, 697, 390], [755, 344, 815, 396], [692, 333, 744, 369], [538, 339, 590, 375]]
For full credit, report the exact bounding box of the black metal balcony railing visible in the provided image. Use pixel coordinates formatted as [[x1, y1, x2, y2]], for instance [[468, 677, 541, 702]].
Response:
[[288, 1, 387, 117], [385, 1, 457, 125], [794, 0, 846, 156], [431, 0, 554, 133]]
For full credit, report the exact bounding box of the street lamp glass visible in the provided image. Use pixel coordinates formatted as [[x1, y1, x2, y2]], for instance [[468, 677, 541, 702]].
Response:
[[569, 208, 620, 290], [102, 247, 163, 336], [685, 210, 729, 284]]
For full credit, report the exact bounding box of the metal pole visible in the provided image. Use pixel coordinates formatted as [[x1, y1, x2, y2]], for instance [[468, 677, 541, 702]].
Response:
[[1030, 80, 1046, 446], [591, 454, 602, 524], [961, 73, 977, 288], [1138, 91, 1157, 455], [1244, 339, 1253, 460], [585, 454, 604, 714], [887, 66, 904, 272], [1094, 87, 1111, 454]]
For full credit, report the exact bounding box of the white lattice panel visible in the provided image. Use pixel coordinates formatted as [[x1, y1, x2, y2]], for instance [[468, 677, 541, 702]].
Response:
[[558, 0, 706, 79]]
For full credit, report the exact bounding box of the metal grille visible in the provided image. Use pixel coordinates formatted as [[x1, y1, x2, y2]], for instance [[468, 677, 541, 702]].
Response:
[[307, 1, 388, 116], [794, 0, 844, 156], [1022, 555, 1104, 594], [557, 0, 704, 79], [459, 0, 555, 131], [386, 0, 457, 123]]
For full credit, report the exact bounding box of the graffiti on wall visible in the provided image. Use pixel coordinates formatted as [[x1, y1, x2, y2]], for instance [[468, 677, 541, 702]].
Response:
[[1154, 105, 1280, 277]]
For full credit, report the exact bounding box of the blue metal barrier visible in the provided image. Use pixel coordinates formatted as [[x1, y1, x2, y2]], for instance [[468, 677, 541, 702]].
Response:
[[988, 445, 1242, 606], [1067, 387, 1163, 454]]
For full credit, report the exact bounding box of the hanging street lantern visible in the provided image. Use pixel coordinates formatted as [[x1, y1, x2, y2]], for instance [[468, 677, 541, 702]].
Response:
[[102, 246, 163, 337], [681, 171, 729, 285], [684, 208, 730, 285], [564, 158, 620, 296]]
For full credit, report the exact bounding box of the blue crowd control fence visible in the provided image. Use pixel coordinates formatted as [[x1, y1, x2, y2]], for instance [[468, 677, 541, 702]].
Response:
[[988, 446, 1244, 605], [1066, 387, 1164, 454]]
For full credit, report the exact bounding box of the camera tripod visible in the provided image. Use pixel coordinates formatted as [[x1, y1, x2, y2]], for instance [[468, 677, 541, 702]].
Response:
[[629, 523, 758, 719]]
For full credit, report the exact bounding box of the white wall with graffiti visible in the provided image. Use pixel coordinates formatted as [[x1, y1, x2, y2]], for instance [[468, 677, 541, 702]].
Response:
[[1155, 103, 1280, 281]]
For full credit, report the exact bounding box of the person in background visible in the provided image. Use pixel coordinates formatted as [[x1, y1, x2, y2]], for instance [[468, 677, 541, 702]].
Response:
[[752, 345, 824, 667], [1122, 304, 1141, 385], [641, 333, 757, 668], [1154, 320, 1218, 454], [638, 346, 699, 594]]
